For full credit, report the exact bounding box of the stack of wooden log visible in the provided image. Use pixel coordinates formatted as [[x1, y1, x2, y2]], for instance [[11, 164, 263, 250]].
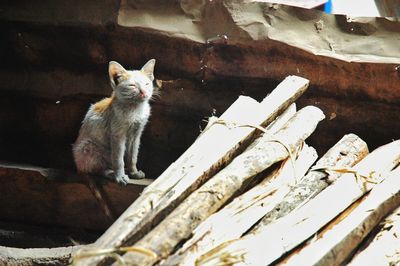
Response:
[[72, 76, 400, 266]]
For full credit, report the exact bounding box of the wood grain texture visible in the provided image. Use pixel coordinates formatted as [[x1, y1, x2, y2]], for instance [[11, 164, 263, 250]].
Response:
[[348, 201, 400, 266], [252, 133, 369, 231], [197, 140, 400, 266], [283, 166, 400, 266], [0, 245, 80, 266], [120, 105, 325, 266], [165, 143, 317, 266]]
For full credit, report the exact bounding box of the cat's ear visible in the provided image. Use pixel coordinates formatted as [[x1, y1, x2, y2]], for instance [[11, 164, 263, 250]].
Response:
[[141, 59, 156, 81], [109, 61, 126, 88]]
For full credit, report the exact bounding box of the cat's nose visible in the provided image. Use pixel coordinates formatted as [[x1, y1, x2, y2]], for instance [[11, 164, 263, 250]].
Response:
[[139, 89, 147, 98]]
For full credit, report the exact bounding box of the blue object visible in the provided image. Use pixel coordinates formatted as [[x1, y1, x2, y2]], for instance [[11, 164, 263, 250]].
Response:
[[324, 0, 332, 14]]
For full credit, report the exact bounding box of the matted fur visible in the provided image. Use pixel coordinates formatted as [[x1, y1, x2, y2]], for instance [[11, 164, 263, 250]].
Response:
[[73, 59, 156, 185]]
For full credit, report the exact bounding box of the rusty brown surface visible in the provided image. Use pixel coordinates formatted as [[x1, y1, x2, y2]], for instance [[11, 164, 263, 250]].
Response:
[[0, 165, 145, 231]]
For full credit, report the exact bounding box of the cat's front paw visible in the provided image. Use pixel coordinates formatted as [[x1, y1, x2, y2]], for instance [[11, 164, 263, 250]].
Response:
[[128, 170, 145, 179], [115, 173, 130, 186]]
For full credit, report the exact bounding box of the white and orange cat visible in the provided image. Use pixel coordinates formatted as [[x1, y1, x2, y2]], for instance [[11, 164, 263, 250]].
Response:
[[73, 59, 156, 185]]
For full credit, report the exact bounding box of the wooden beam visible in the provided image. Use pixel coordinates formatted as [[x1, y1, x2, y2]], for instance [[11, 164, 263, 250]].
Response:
[[283, 166, 400, 266], [197, 140, 400, 266], [348, 200, 400, 266], [79, 76, 310, 266], [164, 103, 298, 266], [0, 163, 149, 230], [119, 105, 325, 266], [165, 143, 317, 266], [166, 133, 368, 266], [252, 133, 369, 231], [0, 245, 80, 266]]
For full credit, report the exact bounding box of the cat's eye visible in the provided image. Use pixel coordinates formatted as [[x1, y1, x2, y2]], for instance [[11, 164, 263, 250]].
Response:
[[114, 74, 124, 84], [114, 75, 120, 82], [145, 82, 150, 86]]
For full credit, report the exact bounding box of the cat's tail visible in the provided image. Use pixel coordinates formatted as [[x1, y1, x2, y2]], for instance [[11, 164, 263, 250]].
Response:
[[46, 169, 116, 222], [0, 161, 116, 221]]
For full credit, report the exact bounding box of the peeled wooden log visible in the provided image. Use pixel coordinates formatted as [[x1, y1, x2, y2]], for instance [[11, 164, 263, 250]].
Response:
[[252, 133, 369, 231], [283, 166, 400, 266], [0, 163, 151, 231], [164, 143, 317, 266], [0, 245, 80, 266], [166, 133, 368, 266], [162, 103, 298, 266], [77, 76, 309, 265], [198, 140, 400, 266], [348, 199, 400, 266], [118, 106, 325, 266]]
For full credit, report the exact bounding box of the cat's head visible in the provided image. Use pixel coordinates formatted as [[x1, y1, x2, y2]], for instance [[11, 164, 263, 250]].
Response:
[[108, 59, 156, 103]]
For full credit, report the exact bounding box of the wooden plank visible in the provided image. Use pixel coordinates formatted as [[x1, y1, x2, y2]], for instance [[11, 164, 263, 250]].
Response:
[[0, 245, 80, 266], [165, 143, 317, 266], [0, 163, 148, 230], [252, 133, 369, 231], [348, 199, 400, 266], [283, 166, 400, 266], [80, 76, 310, 266], [166, 133, 368, 266], [118, 105, 325, 266], [163, 103, 298, 265], [197, 140, 400, 266]]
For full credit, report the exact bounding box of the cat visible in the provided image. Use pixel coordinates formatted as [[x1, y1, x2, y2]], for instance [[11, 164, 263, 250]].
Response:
[[73, 59, 156, 185]]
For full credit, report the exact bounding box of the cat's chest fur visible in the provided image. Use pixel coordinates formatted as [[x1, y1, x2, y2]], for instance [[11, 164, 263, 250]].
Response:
[[111, 101, 150, 132]]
